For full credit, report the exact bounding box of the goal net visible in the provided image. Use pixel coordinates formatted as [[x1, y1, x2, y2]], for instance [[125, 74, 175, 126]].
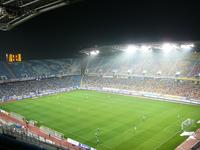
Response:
[[40, 126, 64, 139], [181, 118, 194, 131]]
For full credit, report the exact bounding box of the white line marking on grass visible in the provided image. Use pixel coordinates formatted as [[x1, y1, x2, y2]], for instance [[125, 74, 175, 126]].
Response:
[[153, 130, 181, 150]]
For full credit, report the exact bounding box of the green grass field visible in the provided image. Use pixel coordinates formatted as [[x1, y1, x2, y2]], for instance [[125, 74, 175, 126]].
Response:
[[1, 90, 200, 150]]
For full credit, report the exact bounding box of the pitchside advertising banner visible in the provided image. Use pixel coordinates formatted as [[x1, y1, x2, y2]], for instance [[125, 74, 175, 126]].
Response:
[[67, 138, 96, 150], [1, 87, 75, 102], [81, 87, 200, 105]]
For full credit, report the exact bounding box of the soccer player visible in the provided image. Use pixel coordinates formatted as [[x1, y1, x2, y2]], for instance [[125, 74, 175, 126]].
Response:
[[95, 132, 98, 137], [96, 139, 100, 145]]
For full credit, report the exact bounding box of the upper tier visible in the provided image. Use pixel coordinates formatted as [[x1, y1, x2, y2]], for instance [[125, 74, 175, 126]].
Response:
[[86, 52, 200, 77], [0, 58, 81, 81]]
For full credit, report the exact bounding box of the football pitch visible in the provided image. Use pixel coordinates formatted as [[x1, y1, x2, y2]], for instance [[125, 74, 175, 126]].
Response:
[[1, 90, 200, 150]]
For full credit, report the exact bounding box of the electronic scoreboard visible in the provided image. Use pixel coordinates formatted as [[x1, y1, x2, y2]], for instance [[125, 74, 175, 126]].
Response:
[[6, 53, 22, 63]]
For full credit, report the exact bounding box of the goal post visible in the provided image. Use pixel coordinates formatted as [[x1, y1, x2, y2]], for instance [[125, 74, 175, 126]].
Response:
[[181, 118, 194, 131], [40, 126, 64, 139]]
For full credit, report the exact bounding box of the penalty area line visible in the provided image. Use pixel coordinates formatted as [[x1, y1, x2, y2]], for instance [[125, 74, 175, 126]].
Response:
[[153, 130, 181, 150]]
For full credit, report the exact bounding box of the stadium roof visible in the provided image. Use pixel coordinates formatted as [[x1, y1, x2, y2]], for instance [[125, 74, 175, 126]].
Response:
[[80, 41, 200, 56], [0, 0, 83, 31]]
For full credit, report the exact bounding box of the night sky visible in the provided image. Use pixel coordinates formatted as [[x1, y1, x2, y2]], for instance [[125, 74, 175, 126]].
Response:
[[0, 0, 199, 60]]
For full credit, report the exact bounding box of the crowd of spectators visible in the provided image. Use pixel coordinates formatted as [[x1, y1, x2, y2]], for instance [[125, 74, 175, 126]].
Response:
[[0, 76, 80, 102], [82, 76, 200, 100], [0, 58, 82, 102], [0, 55, 199, 102], [86, 53, 200, 77], [0, 59, 81, 81]]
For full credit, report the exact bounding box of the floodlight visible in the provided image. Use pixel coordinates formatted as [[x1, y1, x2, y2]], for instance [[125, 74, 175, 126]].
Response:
[[189, 44, 194, 47], [125, 45, 137, 54], [90, 50, 99, 56], [162, 43, 174, 50], [180, 44, 194, 49], [161, 43, 178, 53], [141, 45, 151, 53]]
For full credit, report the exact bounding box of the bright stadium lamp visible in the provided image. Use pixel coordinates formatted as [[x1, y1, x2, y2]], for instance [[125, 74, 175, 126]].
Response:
[[162, 43, 172, 50], [188, 44, 194, 48], [180, 44, 194, 49], [161, 43, 178, 53], [141, 45, 151, 53], [90, 50, 99, 56], [125, 45, 137, 54]]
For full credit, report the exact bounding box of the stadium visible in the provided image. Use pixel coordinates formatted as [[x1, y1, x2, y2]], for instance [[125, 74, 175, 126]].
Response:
[[0, 42, 200, 150], [0, 0, 200, 150]]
